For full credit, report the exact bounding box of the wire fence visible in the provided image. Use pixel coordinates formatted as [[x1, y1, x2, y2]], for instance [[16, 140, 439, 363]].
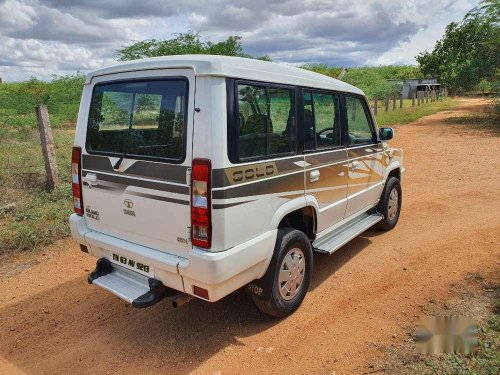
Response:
[[371, 87, 448, 116]]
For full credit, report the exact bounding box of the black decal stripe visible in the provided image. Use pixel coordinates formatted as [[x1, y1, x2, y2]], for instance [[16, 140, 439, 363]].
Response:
[[82, 154, 188, 185], [83, 182, 123, 193], [212, 172, 303, 199], [82, 171, 189, 195], [213, 200, 256, 209], [82, 182, 189, 205], [127, 191, 189, 205]]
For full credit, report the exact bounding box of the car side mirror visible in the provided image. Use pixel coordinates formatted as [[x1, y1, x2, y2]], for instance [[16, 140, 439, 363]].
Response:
[[379, 127, 394, 141]]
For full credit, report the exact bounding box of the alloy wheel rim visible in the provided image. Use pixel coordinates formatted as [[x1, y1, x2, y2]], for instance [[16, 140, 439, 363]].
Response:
[[278, 247, 306, 301], [388, 188, 399, 221]]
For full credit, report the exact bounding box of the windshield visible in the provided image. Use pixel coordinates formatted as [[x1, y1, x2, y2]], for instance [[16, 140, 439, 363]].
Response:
[[86, 79, 188, 161]]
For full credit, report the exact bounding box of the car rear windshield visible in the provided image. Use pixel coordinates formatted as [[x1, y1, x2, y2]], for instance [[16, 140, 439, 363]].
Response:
[[86, 79, 188, 161]]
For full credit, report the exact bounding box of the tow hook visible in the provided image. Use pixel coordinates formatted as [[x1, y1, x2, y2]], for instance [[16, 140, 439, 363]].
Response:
[[172, 294, 193, 308]]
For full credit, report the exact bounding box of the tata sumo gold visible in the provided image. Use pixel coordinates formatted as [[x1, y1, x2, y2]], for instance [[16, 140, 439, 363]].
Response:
[[69, 55, 403, 317]]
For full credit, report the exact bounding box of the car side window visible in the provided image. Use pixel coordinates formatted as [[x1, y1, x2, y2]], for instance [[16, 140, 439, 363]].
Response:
[[345, 96, 375, 145], [237, 83, 295, 160], [303, 90, 341, 151]]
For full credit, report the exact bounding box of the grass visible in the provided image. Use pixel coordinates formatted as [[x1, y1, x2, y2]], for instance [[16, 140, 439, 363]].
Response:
[[0, 127, 75, 254], [412, 312, 500, 374], [376, 97, 458, 126], [0, 75, 82, 254], [378, 274, 500, 375]]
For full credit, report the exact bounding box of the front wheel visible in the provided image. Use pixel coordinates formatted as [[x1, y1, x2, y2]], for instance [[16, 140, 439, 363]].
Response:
[[251, 228, 313, 318], [376, 176, 402, 231]]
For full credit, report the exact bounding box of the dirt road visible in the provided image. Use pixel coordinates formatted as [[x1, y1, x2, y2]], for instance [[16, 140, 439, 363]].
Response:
[[1, 98, 499, 375]]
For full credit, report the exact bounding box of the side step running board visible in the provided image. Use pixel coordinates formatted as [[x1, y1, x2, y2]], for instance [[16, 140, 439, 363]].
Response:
[[313, 213, 383, 254], [88, 258, 170, 308]]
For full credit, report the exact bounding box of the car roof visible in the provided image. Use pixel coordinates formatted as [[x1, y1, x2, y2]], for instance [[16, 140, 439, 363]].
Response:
[[86, 55, 364, 96]]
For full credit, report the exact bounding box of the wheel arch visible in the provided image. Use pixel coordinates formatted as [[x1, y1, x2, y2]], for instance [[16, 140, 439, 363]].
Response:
[[384, 162, 403, 182], [270, 197, 318, 241]]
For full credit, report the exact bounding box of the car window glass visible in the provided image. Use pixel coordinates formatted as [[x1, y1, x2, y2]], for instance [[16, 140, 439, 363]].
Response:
[[346, 96, 374, 145], [268, 87, 294, 155], [312, 92, 340, 150], [303, 91, 341, 151], [237, 83, 295, 160], [86, 79, 187, 160]]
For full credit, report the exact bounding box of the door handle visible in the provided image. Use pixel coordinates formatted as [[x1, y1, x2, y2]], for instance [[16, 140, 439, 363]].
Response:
[[350, 161, 360, 172], [310, 170, 320, 183], [82, 173, 98, 186]]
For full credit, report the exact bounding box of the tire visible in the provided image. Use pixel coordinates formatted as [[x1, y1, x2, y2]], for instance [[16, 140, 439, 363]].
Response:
[[251, 228, 313, 318], [376, 176, 402, 231]]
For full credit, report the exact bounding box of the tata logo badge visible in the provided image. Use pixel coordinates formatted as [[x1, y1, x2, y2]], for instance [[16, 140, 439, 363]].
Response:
[[123, 199, 136, 216]]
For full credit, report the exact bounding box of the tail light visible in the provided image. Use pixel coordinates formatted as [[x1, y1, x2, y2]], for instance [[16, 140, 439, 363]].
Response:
[[191, 158, 211, 249], [72, 146, 83, 215]]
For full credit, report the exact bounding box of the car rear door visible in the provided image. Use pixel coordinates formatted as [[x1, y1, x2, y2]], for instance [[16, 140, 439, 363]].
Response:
[[302, 89, 348, 232], [78, 69, 195, 259]]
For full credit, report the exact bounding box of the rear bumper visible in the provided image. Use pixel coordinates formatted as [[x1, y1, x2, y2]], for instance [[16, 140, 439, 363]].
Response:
[[69, 214, 276, 302]]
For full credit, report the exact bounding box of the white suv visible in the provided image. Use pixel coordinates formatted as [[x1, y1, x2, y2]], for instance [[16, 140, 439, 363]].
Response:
[[69, 55, 403, 317]]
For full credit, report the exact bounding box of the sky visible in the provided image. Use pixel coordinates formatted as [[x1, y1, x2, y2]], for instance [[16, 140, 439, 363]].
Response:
[[0, 0, 480, 81]]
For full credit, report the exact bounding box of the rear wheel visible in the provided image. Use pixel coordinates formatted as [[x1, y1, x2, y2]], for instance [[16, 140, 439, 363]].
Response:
[[251, 228, 313, 318], [376, 176, 402, 231]]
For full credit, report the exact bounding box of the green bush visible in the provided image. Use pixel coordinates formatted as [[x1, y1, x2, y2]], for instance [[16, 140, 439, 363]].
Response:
[[0, 184, 73, 252], [301, 65, 419, 99], [0, 73, 84, 129]]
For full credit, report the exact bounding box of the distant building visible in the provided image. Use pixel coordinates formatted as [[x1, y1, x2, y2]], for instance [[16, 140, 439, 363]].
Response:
[[387, 78, 441, 99]]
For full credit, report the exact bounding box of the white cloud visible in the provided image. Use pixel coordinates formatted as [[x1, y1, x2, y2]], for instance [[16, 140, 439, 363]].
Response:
[[0, 0, 482, 81]]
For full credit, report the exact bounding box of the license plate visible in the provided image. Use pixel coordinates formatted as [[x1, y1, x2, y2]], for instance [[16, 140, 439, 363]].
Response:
[[109, 252, 154, 277]]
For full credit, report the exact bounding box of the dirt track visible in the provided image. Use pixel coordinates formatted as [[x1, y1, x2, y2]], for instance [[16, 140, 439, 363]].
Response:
[[1, 98, 499, 375]]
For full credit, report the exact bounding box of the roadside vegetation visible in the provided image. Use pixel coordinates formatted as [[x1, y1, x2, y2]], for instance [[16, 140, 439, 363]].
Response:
[[0, 75, 83, 254], [379, 273, 499, 375], [301, 64, 421, 99], [375, 98, 458, 126]]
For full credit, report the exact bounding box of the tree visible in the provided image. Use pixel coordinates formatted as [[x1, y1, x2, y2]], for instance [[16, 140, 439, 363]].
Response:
[[116, 31, 270, 61], [416, 0, 499, 92]]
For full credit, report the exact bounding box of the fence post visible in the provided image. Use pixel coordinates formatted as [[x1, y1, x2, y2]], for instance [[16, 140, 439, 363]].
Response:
[[392, 96, 396, 110], [412, 92, 415, 107], [400, 94, 403, 109], [36, 105, 59, 190], [426, 91, 429, 103], [374, 98, 378, 115], [385, 95, 389, 112]]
